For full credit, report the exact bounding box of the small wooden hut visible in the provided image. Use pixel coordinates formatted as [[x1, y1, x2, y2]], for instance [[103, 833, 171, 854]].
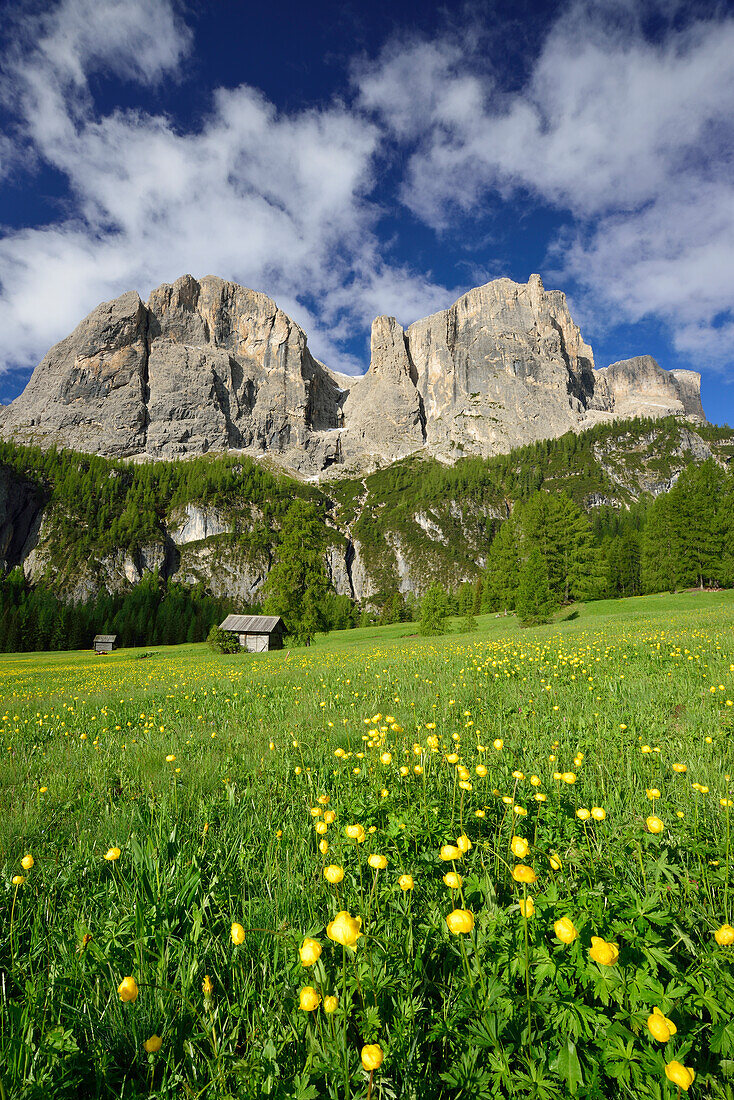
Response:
[[218, 615, 285, 652], [93, 634, 117, 654]]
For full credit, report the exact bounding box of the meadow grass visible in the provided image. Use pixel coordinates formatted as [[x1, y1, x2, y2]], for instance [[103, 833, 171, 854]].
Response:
[[1, 591, 734, 1098]]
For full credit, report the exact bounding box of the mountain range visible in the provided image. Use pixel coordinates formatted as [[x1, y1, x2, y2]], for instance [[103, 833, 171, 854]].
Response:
[[0, 273, 706, 476]]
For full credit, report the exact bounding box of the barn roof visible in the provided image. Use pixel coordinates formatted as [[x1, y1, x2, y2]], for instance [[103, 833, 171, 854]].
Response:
[[93, 634, 117, 643], [219, 615, 284, 633]]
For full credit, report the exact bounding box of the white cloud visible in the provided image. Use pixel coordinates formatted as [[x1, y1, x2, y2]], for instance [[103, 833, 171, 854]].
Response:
[[3, 0, 732, 392], [357, 2, 734, 373], [0, 0, 454, 379]]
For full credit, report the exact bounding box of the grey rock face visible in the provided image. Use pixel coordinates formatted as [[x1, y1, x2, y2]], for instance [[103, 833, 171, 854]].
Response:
[[396, 274, 598, 460], [0, 291, 149, 456], [0, 467, 44, 571], [0, 273, 707, 475], [169, 503, 231, 546], [590, 357, 705, 422], [340, 316, 425, 463]]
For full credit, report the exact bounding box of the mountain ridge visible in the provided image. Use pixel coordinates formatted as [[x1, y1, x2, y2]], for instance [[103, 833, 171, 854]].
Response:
[[0, 273, 705, 477]]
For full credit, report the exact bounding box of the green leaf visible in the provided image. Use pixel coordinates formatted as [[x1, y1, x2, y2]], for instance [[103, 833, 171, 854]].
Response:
[[552, 1037, 584, 1095]]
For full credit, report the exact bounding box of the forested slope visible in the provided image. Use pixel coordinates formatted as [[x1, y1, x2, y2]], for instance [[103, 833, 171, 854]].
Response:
[[0, 416, 731, 650]]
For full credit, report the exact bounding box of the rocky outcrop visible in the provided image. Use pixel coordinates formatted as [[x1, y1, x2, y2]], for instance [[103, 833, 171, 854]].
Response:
[[340, 316, 425, 464], [0, 467, 44, 571], [174, 538, 267, 602], [169, 503, 231, 546], [590, 357, 705, 422], [0, 291, 149, 457], [398, 273, 598, 460], [0, 273, 707, 476]]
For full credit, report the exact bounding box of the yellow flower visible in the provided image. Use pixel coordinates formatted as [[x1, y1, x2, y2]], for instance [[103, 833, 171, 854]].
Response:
[[299, 937, 322, 966], [323, 994, 338, 1013], [315, 821, 328, 835], [512, 864, 537, 884], [104, 847, 121, 861], [144, 1035, 162, 1053], [12, 874, 25, 886], [399, 766, 409, 776], [398, 874, 414, 891], [299, 986, 320, 1011], [714, 923, 734, 946], [647, 1007, 677, 1042], [646, 816, 664, 834], [591, 807, 606, 821], [519, 897, 535, 918], [361, 1044, 384, 1071], [327, 911, 363, 947], [646, 788, 661, 800], [511, 836, 529, 859], [493, 739, 503, 750], [672, 763, 687, 773], [445, 752, 459, 764], [512, 770, 525, 781], [562, 772, 576, 784], [576, 808, 591, 821], [530, 775, 541, 786], [549, 852, 562, 871], [589, 936, 619, 965], [456, 834, 472, 853], [202, 975, 214, 997], [323, 810, 336, 824], [165, 754, 175, 762], [118, 976, 139, 1002], [20, 854, 34, 871], [231, 922, 245, 945], [665, 1061, 695, 1091], [368, 854, 387, 870], [443, 872, 463, 889], [440, 844, 462, 861], [476, 765, 488, 777], [554, 918, 578, 943], [446, 908, 475, 934], [324, 864, 344, 884], [319, 839, 329, 854]]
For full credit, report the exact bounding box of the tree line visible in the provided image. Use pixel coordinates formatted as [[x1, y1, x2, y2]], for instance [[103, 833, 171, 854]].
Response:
[[0, 433, 733, 650]]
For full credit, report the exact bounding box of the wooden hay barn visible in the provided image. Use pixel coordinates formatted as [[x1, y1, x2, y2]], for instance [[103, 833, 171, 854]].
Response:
[[93, 634, 117, 654], [219, 615, 285, 652]]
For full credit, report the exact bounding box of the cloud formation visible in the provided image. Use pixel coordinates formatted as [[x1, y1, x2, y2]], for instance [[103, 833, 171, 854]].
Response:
[[0, 0, 454, 377], [0, 0, 732, 388], [357, 2, 734, 368]]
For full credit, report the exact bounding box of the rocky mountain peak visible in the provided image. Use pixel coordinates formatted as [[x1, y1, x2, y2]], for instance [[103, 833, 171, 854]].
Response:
[[0, 273, 706, 477]]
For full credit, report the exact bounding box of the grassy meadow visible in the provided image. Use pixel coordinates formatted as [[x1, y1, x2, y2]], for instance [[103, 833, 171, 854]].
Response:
[[2, 591, 734, 1098]]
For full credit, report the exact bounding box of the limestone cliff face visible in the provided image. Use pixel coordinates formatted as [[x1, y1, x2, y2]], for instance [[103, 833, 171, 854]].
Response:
[[0, 291, 149, 457], [0, 273, 706, 475], [402, 273, 597, 458], [340, 315, 425, 463], [590, 357, 705, 422]]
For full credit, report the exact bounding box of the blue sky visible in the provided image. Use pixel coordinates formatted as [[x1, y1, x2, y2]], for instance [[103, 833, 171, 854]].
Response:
[[0, 0, 732, 425]]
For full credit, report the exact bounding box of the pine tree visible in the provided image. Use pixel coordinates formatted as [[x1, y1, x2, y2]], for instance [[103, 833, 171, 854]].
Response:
[[263, 500, 331, 644], [515, 547, 556, 626], [420, 584, 448, 635], [461, 608, 478, 633]]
